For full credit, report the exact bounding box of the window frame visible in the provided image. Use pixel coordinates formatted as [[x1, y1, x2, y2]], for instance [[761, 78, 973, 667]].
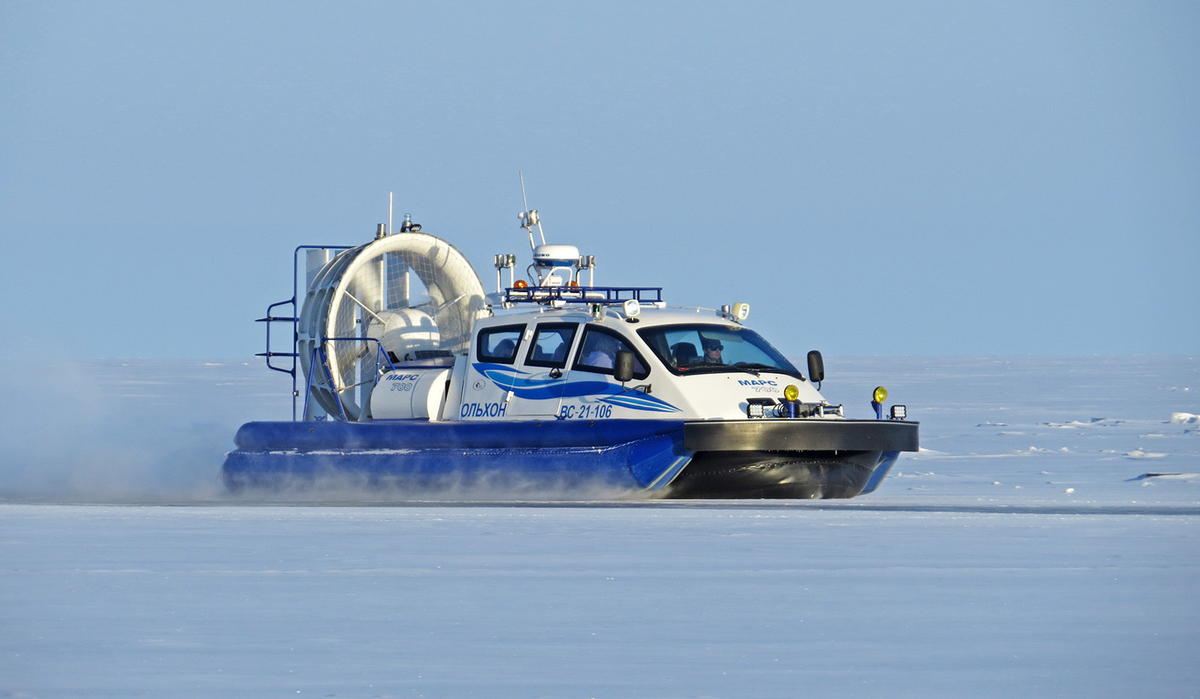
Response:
[[635, 323, 802, 378], [523, 323, 580, 369], [571, 326, 651, 380], [475, 323, 527, 365]]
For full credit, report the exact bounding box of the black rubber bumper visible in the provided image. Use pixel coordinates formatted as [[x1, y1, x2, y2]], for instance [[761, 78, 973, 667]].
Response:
[[683, 419, 919, 453]]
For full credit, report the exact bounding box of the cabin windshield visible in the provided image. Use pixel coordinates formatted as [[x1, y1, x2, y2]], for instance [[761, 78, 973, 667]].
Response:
[[637, 324, 801, 377]]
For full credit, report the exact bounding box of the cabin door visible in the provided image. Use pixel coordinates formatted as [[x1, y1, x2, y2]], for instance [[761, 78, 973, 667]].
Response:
[[504, 322, 580, 419], [556, 325, 653, 421]]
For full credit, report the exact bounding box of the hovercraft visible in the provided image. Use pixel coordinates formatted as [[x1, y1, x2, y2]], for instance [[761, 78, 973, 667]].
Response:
[[223, 195, 918, 498]]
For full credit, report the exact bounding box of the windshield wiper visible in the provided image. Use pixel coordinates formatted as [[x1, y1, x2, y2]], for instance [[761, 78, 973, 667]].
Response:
[[677, 362, 799, 378], [734, 362, 805, 379]]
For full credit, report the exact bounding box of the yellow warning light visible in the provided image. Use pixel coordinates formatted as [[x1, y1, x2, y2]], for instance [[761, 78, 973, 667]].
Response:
[[784, 385, 800, 402], [873, 386, 888, 404]]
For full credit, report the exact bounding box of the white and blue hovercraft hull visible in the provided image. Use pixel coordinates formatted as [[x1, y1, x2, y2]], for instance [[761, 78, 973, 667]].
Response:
[[221, 418, 917, 499]]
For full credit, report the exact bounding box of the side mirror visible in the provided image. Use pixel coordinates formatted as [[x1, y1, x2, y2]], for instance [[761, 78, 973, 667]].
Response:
[[614, 350, 635, 383], [807, 350, 825, 383]]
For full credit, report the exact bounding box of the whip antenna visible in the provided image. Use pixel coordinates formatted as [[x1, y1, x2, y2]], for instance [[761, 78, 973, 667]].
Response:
[[517, 171, 545, 250]]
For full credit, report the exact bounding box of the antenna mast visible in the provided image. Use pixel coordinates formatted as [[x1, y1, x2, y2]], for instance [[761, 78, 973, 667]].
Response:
[[518, 171, 545, 251]]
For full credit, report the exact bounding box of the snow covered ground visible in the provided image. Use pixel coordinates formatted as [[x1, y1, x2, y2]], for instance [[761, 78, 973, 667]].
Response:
[[2, 356, 1197, 697]]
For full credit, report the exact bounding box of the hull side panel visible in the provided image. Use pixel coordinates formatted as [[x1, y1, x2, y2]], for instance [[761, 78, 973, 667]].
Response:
[[224, 420, 692, 493], [222, 418, 917, 499], [224, 445, 649, 493], [235, 418, 686, 451]]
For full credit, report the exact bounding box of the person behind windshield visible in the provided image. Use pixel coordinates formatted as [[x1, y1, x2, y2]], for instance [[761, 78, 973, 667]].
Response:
[[700, 338, 724, 364], [585, 334, 617, 369]]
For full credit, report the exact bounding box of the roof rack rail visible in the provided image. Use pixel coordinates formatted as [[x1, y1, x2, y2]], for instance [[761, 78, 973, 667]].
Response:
[[504, 285, 663, 305]]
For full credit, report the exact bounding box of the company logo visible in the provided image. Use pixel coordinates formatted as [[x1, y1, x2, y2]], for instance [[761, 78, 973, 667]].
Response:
[[738, 379, 778, 387], [385, 374, 422, 381]]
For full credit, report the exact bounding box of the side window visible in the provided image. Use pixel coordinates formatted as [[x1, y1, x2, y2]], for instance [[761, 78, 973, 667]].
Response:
[[477, 324, 525, 364], [573, 327, 650, 379], [525, 323, 579, 369]]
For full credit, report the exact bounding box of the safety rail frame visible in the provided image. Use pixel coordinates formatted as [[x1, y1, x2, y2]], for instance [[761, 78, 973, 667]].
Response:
[[504, 285, 663, 305], [301, 337, 398, 422], [256, 244, 356, 420]]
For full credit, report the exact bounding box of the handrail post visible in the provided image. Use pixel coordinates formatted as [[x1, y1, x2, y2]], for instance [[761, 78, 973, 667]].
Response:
[[317, 343, 348, 421]]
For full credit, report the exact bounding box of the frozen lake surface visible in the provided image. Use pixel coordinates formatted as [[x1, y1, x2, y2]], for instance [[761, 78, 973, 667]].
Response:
[[2, 356, 1198, 697]]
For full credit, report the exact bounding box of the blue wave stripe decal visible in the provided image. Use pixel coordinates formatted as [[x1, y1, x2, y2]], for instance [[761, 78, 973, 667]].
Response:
[[473, 363, 680, 413], [598, 393, 680, 413]]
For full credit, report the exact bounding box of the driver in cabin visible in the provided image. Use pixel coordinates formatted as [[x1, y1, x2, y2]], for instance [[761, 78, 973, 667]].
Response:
[[493, 338, 516, 361], [585, 335, 617, 369], [701, 338, 724, 364]]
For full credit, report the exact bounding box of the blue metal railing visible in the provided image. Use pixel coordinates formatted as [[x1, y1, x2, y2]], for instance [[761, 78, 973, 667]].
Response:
[[257, 244, 356, 421], [301, 338, 397, 422], [504, 285, 663, 305], [256, 299, 298, 376]]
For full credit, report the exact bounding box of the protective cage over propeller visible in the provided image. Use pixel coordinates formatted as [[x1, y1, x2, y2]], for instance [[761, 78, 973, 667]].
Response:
[[298, 232, 487, 420]]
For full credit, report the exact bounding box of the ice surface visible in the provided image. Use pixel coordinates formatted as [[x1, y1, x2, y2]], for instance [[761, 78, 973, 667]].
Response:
[[2, 503, 1197, 698], [1, 356, 1198, 697], [815, 355, 1200, 509]]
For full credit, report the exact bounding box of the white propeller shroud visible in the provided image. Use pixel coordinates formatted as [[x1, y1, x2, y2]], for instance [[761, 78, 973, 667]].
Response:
[[297, 232, 486, 420]]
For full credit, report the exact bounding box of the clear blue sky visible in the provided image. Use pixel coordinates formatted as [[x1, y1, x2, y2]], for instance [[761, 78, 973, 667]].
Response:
[[2, 1, 1197, 358]]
